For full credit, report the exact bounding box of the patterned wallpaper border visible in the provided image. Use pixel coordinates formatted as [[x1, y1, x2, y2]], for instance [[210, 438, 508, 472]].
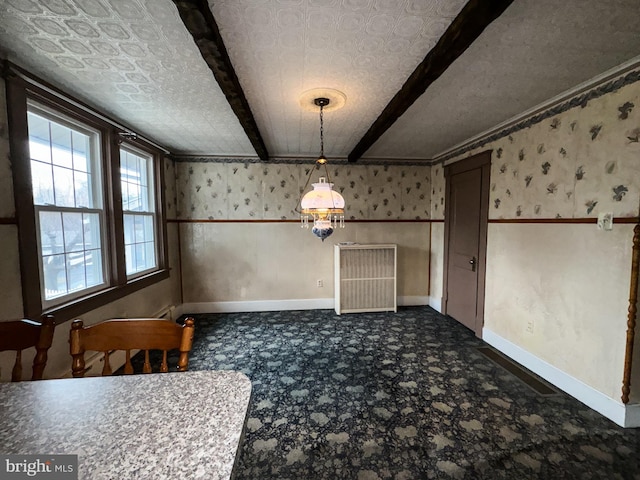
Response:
[[166, 219, 432, 223], [436, 68, 640, 164], [171, 156, 431, 167], [164, 217, 640, 224], [488, 217, 640, 224]]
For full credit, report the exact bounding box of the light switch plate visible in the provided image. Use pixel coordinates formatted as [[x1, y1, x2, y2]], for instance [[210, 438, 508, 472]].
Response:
[[597, 212, 613, 231]]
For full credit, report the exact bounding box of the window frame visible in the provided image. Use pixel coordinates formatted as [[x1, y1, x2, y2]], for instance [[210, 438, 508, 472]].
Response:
[[6, 66, 169, 324], [119, 144, 159, 279], [28, 102, 109, 307]]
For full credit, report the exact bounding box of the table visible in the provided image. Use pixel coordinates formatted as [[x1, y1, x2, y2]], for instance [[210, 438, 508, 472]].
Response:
[[0, 370, 252, 479]]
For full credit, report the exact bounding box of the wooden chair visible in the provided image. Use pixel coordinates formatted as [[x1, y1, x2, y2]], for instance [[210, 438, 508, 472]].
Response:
[[69, 317, 195, 377], [0, 315, 55, 381]]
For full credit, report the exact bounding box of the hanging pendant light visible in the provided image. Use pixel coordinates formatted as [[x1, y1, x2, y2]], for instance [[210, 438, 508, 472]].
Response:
[[298, 96, 346, 241]]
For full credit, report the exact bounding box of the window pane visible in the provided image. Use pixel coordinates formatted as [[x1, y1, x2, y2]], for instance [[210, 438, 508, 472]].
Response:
[[125, 244, 135, 274], [28, 113, 52, 164], [139, 155, 148, 187], [66, 251, 86, 292], [74, 170, 91, 208], [31, 161, 54, 205], [134, 243, 145, 271], [28, 112, 50, 142], [134, 215, 145, 242], [85, 248, 103, 287], [125, 152, 137, 183], [62, 212, 84, 254], [53, 165, 75, 207], [125, 181, 141, 211], [83, 213, 101, 251], [72, 130, 90, 172], [50, 122, 73, 168], [39, 211, 63, 256], [39, 208, 105, 301], [139, 185, 149, 211], [143, 215, 154, 241], [145, 241, 156, 269], [123, 214, 134, 244], [29, 138, 53, 164], [124, 212, 156, 275], [121, 148, 153, 214], [42, 253, 67, 300]]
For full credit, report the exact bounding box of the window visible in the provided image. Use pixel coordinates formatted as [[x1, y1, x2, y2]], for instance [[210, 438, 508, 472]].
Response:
[[28, 106, 107, 306], [120, 147, 157, 276], [7, 67, 169, 323]]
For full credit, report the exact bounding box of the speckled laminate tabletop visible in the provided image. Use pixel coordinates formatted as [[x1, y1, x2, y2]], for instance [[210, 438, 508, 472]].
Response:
[[0, 370, 252, 480]]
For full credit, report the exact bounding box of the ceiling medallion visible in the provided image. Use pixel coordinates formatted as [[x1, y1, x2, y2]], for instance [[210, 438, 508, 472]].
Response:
[[299, 88, 347, 112]]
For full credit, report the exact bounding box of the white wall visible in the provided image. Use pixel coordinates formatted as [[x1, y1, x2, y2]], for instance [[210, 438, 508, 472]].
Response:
[[432, 67, 640, 424], [179, 221, 430, 311], [485, 223, 633, 400], [175, 160, 432, 311]]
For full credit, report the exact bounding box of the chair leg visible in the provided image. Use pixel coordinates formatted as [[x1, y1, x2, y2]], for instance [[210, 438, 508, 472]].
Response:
[[124, 350, 134, 374], [102, 351, 112, 376], [143, 350, 152, 373], [32, 314, 55, 380], [11, 351, 22, 382]]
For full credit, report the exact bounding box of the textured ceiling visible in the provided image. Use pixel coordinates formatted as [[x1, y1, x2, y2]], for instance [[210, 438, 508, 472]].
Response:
[[364, 0, 640, 160], [210, 0, 466, 158], [0, 0, 639, 161], [0, 0, 256, 155]]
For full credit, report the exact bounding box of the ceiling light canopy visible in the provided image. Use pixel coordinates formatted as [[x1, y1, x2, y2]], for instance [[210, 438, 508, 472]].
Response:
[[299, 88, 347, 113], [298, 91, 346, 241]]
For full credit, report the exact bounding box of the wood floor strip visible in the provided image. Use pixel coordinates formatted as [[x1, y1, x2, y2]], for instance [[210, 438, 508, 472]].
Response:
[[476, 346, 558, 396]]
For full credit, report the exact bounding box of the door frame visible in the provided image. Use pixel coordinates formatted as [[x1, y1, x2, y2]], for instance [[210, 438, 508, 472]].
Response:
[[442, 150, 491, 337]]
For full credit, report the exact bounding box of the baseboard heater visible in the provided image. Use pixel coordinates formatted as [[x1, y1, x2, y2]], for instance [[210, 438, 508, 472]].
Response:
[[334, 243, 397, 315]]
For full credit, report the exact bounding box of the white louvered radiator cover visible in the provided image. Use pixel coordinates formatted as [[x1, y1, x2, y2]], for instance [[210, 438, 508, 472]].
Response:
[[334, 244, 397, 315]]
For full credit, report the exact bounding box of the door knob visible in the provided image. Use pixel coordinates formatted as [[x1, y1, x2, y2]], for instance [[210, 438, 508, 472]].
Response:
[[469, 257, 476, 272]]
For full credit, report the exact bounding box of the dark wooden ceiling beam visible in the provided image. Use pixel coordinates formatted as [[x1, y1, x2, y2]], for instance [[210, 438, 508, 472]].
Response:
[[347, 0, 515, 162], [172, 0, 269, 161]]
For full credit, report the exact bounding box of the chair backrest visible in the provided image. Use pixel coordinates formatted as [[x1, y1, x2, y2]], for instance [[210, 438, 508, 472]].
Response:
[[0, 315, 55, 381], [69, 317, 195, 377]]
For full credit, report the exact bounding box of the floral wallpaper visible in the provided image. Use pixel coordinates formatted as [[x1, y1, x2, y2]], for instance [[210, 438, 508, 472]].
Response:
[[174, 72, 640, 223], [163, 156, 177, 218], [430, 165, 445, 220], [173, 161, 431, 221], [440, 71, 640, 220]]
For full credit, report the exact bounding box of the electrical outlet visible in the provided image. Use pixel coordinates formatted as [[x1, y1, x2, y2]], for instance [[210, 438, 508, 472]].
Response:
[[597, 212, 613, 231], [317, 279, 323, 288], [526, 320, 534, 334]]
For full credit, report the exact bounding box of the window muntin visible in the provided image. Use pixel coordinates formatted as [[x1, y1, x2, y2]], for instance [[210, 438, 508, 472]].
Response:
[[120, 147, 157, 277], [27, 105, 107, 305], [8, 68, 170, 322]]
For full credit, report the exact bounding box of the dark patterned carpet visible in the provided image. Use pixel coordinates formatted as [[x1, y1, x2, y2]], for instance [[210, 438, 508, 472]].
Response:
[[150, 307, 640, 479]]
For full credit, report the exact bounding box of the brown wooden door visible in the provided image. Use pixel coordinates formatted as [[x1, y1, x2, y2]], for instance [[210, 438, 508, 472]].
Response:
[[443, 151, 490, 336]]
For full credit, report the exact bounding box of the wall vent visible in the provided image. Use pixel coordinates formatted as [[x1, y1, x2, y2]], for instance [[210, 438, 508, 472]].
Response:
[[334, 244, 397, 315]]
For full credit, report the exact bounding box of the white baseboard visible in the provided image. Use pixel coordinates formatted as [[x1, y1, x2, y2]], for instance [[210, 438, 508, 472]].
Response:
[[624, 403, 640, 428], [483, 328, 639, 428], [428, 296, 442, 313], [181, 298, 335, 314], [181, 296, 429, 315]]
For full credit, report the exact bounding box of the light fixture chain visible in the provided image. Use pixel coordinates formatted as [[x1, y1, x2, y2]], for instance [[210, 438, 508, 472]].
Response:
[[319, 104, 324, 158]]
